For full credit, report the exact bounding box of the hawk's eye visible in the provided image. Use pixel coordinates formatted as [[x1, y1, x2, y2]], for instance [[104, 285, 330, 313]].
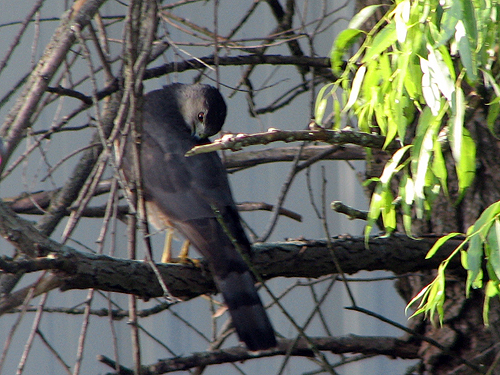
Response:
[[197, 112, 205, 122]]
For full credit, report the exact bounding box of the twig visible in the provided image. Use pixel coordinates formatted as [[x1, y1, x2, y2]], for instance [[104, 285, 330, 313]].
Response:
[[331, 201, 368, 221], [347, 306, 485, 374]]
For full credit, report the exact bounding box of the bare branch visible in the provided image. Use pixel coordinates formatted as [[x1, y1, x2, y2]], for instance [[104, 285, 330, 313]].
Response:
[[98, 336, 419, 374], [187, 129, 401, 156], [223, 145, 366, 170], [144, 54, 333, 80]]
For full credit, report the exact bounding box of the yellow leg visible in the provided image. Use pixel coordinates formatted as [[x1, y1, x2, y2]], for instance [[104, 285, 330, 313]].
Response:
[[160, 228, 174, 263], [160, 230, 198, 266], [179, 240, 190, 260]]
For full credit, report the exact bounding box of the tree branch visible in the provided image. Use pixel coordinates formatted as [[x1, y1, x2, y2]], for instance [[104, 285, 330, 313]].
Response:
[[98, 336, 419, 374], [223, 144, 367, 169], [0, 231, 463, 303], [186, 129, 401, 156], [143, 54, 332, 81], [0, 197, 463, 310]]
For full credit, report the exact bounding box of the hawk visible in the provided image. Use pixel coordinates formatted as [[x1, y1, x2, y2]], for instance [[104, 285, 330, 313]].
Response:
[[122, 83, 277, 351]]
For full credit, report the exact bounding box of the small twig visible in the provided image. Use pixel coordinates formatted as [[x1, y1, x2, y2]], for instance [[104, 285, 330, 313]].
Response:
[[330, 201, 368, 221], [46, 86, 93, 105], [258, 142, 305, 242], [237, 201, 301, 222], [347, 306, 485, 374], [16, 293, 48, 374], [36, 329, 72, 375]]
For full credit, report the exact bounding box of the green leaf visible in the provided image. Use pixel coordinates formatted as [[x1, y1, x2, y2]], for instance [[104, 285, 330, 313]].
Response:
[[420, 57, 442, 115], [331, 29, 363, 73], [408, 264, 446, 325], [343, 65, 366, 113], [404, 59, 422, 99], [365, 184, 384, 242], [459, 0, 478, 47], [381, 189, 396, 233], [456, 127, 476, 197], [434, 0, 461, 47], [426, 232, 462, 259], [449, 87, 465, 164], [432, 140, 449, 197], [487, 101, 500, 136], [487, 218, 500, 280], [399, 174, 414, 236], [427, 46, 455, 102], [380, 145, 412, 185], [362, 23, 398, 63], [314, 83, 333, 126], [483, 280, 499, 325], [394, 0, 410, 43], [455, 20, 478, 81], [333, 100, 341, 130], [412, 107, 440, 217], [365, 145, 412, 240], [466, 201, 500, 294], [349, 4, 385, 30]]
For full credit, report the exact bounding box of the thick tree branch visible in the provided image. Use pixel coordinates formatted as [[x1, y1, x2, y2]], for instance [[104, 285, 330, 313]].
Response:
[[0, 196, 464, 311], [0, 226, 463, 303], [98, 336, 419, 374]]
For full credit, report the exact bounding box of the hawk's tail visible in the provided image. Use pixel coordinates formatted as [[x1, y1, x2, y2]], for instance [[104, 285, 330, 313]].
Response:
[[179, 215, 277, 351], [214, 268, 277, 351]]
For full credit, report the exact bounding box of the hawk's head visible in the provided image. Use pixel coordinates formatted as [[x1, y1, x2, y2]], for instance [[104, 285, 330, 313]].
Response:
[[174, 83, 227, 140]]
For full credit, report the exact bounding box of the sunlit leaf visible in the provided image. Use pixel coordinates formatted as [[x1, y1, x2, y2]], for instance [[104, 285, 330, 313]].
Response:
[[331, 29, 363, 73], [456, 127, 476, 197], [314, 83, 333, 126], [455, 20, 477, 81], [349, 4, 385, 30], [412, 107, 440, 218], [404, 59, 422, 99], [427, 46, 455, 101], [381, 189, 396, 233], [432, 140, 449, 197], [394, 0, 410, 43], [459, 0, 478, 47], [365, 146, 412, 240], [466, 201, 500, 294], [449, 87, 465, 164], [343, 65, 366, 113], [420, 57, 442, 115], [426, 232, 462, 259], [487, 218, 500, 280], [362, 23, 397, 63], [434, 0, 461, 47], [365, 184, 384, 242]]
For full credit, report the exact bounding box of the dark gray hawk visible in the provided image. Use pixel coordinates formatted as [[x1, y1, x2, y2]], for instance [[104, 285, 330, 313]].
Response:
[[122, 83, 276, 351]]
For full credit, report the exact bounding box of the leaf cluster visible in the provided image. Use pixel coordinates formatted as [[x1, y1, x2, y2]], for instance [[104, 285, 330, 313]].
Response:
[[318, 0, 500, 323]]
